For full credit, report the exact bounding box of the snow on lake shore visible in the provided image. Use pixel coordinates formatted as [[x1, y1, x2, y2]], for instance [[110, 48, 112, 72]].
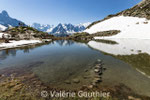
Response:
[[0, 25, 7, 31], [0, 32, 11, 38], [88, 39, 150, 55], [85, 16, 150, 39], [0, 33, 4, 38], [0, 40, 42, 49]]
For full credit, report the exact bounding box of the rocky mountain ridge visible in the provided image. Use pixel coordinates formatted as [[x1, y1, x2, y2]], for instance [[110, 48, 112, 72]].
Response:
[[32, 22, 91, 36]]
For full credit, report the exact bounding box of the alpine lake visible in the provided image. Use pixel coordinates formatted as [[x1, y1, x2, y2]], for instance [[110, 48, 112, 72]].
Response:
[[0, 39, 150, 100]]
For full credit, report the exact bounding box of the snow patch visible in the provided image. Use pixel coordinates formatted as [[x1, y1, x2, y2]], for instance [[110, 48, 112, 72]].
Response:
[[0, 33, 11, 38], [85, 16, 150, 39], [0, 40, 42, 49], [0, 24, 7, 31]]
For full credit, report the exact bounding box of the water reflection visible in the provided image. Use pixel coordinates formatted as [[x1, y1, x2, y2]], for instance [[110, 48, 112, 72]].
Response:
[[0, 42, 51, 61], [51, 40, 74, 46], [0, 49, 17, 60], [88, 39, 150, 55]]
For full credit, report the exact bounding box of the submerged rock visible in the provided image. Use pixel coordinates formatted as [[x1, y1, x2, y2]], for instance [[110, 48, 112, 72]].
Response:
[[103, 67, 107, 70], [95, 75, 102, 79], [0, 74, 5, 77], [94, 69, 100, 73], [83, 76, 90, 79], [93, 78, 102, 83], [87, 85, 93, 89], [91, 82, 96, 86], [95, 64, 101, 69], [84, 69, 88, 72], [97, 59, 102, 63], [72, 79, 80, 84], [64, 80, 71, 84]]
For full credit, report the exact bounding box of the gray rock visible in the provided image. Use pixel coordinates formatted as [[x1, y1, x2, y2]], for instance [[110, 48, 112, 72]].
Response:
[[91, 82, 96, 86], [64, 80, 71, 84], [97, 59, 102, 62], [94, 69, 99, 73], [95, 65, 101, 69], [84, 69, 88, 72], [72, 79, 80, 84], [103, 67, 107, 70], [95, 75, 102, 79], [87, 85, 93, 89], [93, 78, 102, 83], [83, 76, 90, 79]]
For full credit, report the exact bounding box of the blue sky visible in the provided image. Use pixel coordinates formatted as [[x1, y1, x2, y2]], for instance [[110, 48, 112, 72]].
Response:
[[0, 0, 141, 25]]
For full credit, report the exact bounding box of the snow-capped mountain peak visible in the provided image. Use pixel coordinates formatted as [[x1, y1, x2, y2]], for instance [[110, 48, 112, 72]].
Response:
[[77, 22, 91, 28], [0, 10, 26, 28], [31, 23, 54, 33], [1, 10, 9, 17]]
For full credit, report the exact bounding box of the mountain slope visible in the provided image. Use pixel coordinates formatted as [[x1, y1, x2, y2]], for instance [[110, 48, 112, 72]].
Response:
[[0, 10, 26, 28], [85, 0, 150, 39], [32, 23, 91, 36]]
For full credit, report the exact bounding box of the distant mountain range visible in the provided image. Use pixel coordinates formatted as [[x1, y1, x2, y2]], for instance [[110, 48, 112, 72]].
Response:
[[0, 10, 90, 36], [31, 22, 91, 36], [0, 10, 26, 31]]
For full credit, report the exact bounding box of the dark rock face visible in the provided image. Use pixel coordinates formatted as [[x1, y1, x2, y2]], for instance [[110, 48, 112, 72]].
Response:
[[121, 0, 150, 19], [0, 10, 26, 27]]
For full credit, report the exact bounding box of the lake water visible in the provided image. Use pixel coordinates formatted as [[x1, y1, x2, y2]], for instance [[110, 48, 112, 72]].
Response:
[[0, 40, 150, 97]]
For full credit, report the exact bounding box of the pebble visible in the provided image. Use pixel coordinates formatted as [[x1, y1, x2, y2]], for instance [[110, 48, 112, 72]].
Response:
[[87, 85, 93, 89], [72, 79, 80, 84], [82, 85, 87, 88], [0, 74, 5, 77], [95, 65, 101, 69], [95, 75, 102, 78], [98, 72, 103, 75], [64, 80, 71, 84], [94, 69, 99, 73], [103, 67, 107, 70], [84, 69, 88, 72], [91, 82, 96, 86], [83, 76, 89, 79], [128, 96, 141, 100], [97, 59, 102, 62], [93, 78, 101, 83]]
